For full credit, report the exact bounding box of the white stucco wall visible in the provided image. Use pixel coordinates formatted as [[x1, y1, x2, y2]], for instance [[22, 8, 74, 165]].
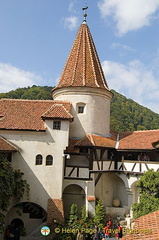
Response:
[[95, 173, 128, 207], [53, 87, 112, 138], [0, 119, 70, 211]]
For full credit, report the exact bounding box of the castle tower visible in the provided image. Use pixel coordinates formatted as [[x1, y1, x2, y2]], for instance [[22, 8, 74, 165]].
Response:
[[52, 19, 113, 138]]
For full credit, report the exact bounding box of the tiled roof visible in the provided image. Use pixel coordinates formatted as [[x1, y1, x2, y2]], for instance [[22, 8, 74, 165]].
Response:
[[65, 138, 80, 153], [76, 132, 117, 148], [122, 210, 159, 240], [42, 104, 73, 121], [65, 131, 117, 153], [0, 136, 17, 152], [118, 130, 159, 150], [66, 130, 159, 152], [54, 23, 110, 90], [0, 99, 73, 131]]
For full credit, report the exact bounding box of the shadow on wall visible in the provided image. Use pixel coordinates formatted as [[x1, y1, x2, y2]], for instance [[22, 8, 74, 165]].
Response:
[[5, 153, 63, 237]]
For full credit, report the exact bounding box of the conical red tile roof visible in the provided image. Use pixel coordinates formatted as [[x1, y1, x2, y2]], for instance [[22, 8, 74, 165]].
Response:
[[55, 23, 109, 90]]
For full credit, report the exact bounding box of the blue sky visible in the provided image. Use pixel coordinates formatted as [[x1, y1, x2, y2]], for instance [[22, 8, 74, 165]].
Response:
[[0, 0, 159, 114]]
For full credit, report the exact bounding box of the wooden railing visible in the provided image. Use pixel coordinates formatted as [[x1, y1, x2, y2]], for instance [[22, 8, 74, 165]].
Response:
[[64, 159, 159, 180], [119, 160, 159, 173]]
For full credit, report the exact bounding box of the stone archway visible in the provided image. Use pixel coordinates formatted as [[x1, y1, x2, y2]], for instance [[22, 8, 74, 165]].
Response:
[[63, 184, 86, 219], [6, 202, 47, 236]]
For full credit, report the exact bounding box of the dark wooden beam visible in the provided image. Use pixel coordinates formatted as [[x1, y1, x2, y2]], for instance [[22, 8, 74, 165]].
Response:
[[68, 167, 76, 177], [95, 173, 102, 186]]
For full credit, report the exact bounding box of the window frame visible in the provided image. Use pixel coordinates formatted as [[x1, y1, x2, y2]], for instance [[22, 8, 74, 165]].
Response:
[[77, 102, 86, 114], [53, 120, 61, 130], [46, 155, 53, 166], [35, 154, 43, 165]]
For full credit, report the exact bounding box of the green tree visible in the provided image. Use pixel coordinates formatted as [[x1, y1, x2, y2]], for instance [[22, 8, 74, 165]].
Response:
[[94, 199, 105, 228], [132, 169, 159, 218], [81, 205, 87, 222], [69, 203, 78, 224]]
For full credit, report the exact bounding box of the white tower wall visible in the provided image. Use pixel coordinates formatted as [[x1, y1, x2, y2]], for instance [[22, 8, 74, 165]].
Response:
[[53, 87, 112, 138]]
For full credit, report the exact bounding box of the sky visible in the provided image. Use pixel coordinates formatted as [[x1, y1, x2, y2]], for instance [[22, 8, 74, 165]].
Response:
[[0, 0, 159, 114]]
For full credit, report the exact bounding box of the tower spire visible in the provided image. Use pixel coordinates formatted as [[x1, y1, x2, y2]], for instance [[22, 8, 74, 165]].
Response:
[[82, 3, 88, 23]]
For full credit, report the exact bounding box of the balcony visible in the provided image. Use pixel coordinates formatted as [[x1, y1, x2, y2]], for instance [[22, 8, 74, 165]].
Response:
[[64, 158, 159, 180]]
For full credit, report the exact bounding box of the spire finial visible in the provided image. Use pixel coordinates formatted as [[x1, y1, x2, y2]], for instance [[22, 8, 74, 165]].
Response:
[[82, 3, 88, 23]]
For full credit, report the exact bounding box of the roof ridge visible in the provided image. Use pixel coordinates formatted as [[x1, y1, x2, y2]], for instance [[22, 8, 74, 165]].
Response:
[[71, 26, 83, 86], [0, 98, 72, 104], [61, 104, 73, 119], [120, 129, 159, 133]]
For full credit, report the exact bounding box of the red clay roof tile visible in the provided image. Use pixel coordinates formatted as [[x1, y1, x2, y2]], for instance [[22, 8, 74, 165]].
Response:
[[42, 104, 73, 121], [54, 23, 110, 91], [65, 138, 80, 153], [76, 132, 117, 148], [118, 130, 159, 150], [122, 210, 159, 240], [0, 99, 73, 131], [65, 131, 117, 153], [0, 136, 17, 151]]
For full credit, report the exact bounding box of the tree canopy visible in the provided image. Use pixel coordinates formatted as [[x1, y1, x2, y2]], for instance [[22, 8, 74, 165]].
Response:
[[132, 169, 159, 218], [110, 90, 159, 132]]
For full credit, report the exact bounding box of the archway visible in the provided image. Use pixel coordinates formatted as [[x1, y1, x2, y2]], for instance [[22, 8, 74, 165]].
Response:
[[63, 184, 86, 219], [6, 202, 47, 236], [131, 181, 139, 204], [95, 173, 128, 207]]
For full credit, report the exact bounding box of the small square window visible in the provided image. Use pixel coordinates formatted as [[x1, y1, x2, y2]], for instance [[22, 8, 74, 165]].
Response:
[[78, 106, 84, 113], [53, 121, 61, 130]]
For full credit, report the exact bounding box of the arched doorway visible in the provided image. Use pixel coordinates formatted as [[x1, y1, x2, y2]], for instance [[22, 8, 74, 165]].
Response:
[[63, 184, 86, 219]]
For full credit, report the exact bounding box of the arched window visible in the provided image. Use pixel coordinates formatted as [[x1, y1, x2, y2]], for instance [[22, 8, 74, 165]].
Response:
[[35, 154, 43, 165], [46, 155, 53, 166]]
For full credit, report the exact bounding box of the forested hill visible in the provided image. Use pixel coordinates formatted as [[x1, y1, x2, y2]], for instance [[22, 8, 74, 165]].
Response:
[[110, 90, 159, 132], [0, 85, 159, 132]]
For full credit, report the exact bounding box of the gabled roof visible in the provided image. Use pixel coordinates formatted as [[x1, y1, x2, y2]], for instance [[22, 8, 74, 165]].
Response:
[[122, 210, 159, 240], [0, 136, 17, 152], [0, 99, 73, 131], [118, 130, 159, 150], [54, 23, 110, 90], [42, 104, 73, 121]]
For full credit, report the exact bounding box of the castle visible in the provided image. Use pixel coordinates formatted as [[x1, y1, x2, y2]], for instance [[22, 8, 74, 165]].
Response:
[[1, 13, 159, 238]]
